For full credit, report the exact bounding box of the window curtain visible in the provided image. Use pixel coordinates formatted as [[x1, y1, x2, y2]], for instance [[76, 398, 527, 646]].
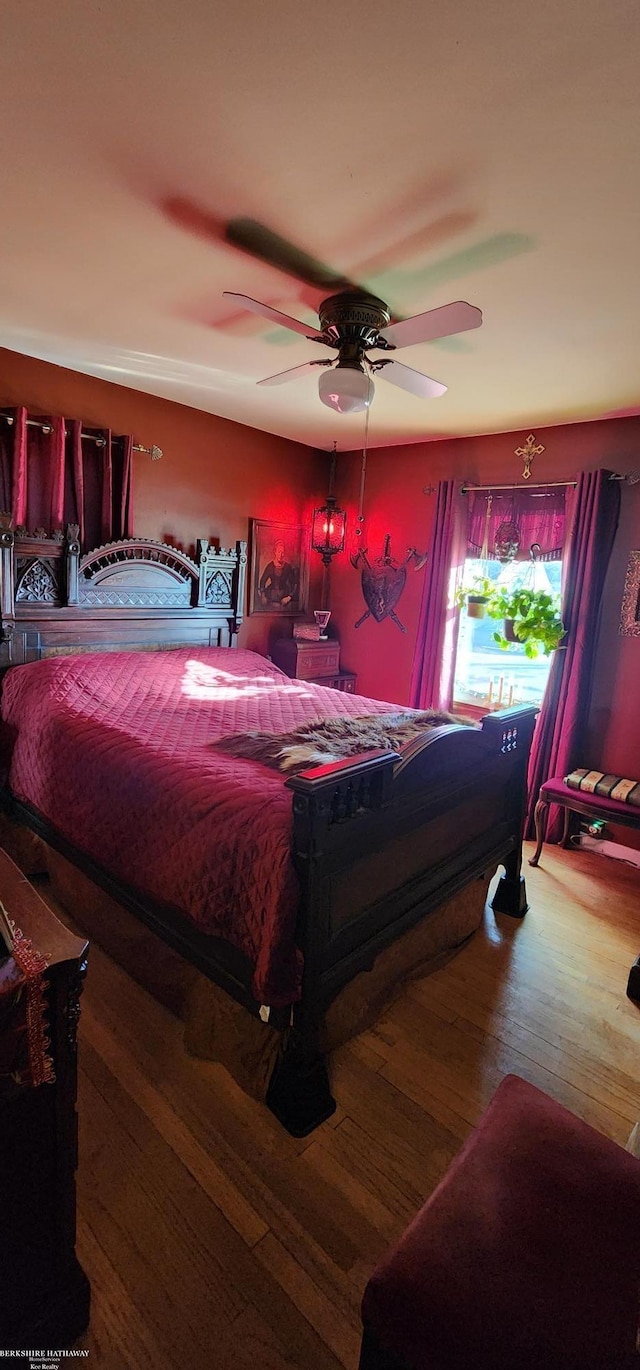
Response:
[[409, 480, 467, 711], [467, 488, 566, 562], [525, 469, 621, 840], [1, 406, 134, 549]]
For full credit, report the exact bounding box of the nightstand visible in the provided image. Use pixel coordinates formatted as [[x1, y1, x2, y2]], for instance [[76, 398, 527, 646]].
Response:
[[272, 638, 340, 681]]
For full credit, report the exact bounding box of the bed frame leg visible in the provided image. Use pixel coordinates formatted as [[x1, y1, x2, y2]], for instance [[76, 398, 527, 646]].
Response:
[[266, 1034, 336, 1138], [627, 958, 640, 1004], [491, 849, 528, 918]]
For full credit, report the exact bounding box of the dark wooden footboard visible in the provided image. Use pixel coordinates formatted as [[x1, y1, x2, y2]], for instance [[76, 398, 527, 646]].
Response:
[[286, 706, 537, 1019], [265, 706, 537, 1134]]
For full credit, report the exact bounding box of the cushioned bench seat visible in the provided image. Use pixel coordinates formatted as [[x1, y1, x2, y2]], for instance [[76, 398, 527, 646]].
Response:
[[529, 774, 640, 868], [359, 1074, 640, 1370]]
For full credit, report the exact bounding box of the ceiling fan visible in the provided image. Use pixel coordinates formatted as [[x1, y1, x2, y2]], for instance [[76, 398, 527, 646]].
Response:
[[224, 287, 483, 413], [161, 208, 483, 413]]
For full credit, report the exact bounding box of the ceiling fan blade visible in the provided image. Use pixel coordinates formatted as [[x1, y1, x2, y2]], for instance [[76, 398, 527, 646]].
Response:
[[223, 292, 323, 339], [257, 361, 331, 387], [225, 219, 359, 293], [379, 300, 482, 349], [375, 360, 447, 399]]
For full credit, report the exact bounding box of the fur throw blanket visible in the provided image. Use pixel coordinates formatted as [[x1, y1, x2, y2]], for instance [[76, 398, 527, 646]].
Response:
[[213, 709, 469, 775]]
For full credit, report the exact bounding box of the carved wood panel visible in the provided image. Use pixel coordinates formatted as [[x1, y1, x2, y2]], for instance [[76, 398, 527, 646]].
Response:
[[15, 558, 63, 605]]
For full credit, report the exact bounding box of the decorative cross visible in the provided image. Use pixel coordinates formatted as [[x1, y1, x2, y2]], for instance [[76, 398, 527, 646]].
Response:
[[514, 433, 545, 480]]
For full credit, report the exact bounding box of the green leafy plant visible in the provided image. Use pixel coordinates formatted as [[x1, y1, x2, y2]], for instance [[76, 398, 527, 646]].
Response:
[[454, 575, 495, 609], [487, 586, 565, 658]]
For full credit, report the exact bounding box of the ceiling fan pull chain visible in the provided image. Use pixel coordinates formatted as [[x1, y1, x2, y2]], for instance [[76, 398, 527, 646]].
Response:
[[355, 398, 372, 537]]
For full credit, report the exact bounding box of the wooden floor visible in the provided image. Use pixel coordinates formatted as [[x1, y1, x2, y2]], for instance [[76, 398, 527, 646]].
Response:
[[52, 844, 640, 1369]]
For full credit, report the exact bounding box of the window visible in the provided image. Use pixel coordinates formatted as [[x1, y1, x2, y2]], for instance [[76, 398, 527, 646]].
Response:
[[453, 555, 563, 710]]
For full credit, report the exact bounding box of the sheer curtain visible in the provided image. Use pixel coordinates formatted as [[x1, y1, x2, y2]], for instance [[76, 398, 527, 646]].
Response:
[[525, 469, 621, 839], [409, 480, 467, 711], [1, 406, 134, 549]]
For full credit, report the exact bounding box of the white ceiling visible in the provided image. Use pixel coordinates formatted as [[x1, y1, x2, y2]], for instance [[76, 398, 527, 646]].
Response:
[[2, 0, 640, 449]]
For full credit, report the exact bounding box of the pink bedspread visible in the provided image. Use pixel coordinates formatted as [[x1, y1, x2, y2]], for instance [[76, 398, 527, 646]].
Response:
[[1, 648, 400, 1006]]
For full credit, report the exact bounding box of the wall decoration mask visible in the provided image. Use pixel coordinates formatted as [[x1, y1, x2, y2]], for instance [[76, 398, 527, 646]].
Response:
[[351, 536, 427, 633]]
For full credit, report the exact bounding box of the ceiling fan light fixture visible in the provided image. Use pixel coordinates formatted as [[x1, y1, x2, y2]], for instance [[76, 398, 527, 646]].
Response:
[[318, 366, 374, 414]]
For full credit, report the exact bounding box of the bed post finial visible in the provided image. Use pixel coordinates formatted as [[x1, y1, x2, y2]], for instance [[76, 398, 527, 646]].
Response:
[[196, 539, 209, 608], [0, 512, 15, 633], [235, 540, 247, 632], [66, 524, 81, 606]]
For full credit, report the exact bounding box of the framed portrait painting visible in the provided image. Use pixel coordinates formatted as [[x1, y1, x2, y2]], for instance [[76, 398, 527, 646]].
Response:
[[249, 519, 309, 616]]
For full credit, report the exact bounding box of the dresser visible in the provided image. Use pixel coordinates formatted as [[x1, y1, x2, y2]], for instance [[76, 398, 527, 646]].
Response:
[[272, 639, 358, 692], [0, 850, 90, 1350]]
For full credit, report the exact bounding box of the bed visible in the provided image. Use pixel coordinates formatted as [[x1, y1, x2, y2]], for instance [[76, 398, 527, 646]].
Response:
[[0, 523, 538, 1134]]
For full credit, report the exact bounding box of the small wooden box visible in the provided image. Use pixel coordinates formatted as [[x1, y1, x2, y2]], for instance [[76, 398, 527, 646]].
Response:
[[272, 638, 340, 680]]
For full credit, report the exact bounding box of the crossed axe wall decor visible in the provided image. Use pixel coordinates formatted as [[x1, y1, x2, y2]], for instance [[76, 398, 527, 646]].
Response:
[[350, 535, 428, 632]]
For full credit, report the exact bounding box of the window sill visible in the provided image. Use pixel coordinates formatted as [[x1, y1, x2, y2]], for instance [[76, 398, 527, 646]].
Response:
[[454, 697, 542, 719], [453, 700, 492, 721]]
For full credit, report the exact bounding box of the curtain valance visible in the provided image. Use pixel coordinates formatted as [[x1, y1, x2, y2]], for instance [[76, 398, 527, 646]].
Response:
[[467, 488, 566, 562]]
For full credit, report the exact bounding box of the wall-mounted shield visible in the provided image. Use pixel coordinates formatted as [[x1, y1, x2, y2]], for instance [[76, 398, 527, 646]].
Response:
[[351, 535, 427, 633]]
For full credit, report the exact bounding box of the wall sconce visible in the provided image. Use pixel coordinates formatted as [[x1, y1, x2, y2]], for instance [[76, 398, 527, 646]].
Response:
[[311, 495, 347, 566]]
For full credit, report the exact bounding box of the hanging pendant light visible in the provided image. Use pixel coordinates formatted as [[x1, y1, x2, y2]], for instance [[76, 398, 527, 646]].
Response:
[[311, 494, 347, 566]]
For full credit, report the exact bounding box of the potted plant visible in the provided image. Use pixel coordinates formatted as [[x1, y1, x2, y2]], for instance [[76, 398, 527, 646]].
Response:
[[487, 586, 565, 658], [454, 575, 495, 619]]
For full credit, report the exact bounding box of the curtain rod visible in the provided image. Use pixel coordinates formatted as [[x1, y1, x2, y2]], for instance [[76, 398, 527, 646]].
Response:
[[456, 474, 634, 494], [459, 479, 576, 493], [2, 413, 163, 460]]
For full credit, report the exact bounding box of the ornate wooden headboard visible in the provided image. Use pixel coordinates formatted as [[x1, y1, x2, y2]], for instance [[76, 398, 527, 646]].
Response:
[[0, 519, 247, 667]]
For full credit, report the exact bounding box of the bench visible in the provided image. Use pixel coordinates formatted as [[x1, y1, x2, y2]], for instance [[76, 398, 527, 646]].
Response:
[[359, 1074, 640, 1370], [529, 773, 640, 867]]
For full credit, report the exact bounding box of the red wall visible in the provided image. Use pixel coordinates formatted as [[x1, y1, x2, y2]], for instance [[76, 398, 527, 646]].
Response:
[[329, 417, 640, 808], [0, 347, 327, 655]]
